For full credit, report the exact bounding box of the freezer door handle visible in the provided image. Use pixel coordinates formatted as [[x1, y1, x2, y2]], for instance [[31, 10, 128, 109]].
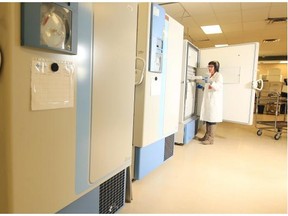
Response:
[[135, 57, 146, 86], [252, 79, 264, 91]]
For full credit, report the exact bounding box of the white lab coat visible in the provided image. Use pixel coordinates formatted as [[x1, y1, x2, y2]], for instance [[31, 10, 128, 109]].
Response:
[[200, 72, 223, 123]]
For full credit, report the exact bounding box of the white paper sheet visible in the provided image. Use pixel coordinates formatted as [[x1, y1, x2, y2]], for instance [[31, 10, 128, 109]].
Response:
[[31, 58, 75, 110], [150, 75, 161, 96]]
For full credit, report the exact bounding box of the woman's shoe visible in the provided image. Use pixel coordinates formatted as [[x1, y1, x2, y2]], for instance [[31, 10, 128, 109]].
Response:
[[201, 138, 213, 145], [197, 134, 207, 141], [201, 125, 215, 145], [197, 123, 209, 141]]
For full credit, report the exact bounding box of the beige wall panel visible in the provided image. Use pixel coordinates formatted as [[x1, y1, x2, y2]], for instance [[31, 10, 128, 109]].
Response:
[[0, 3, 14, 213]]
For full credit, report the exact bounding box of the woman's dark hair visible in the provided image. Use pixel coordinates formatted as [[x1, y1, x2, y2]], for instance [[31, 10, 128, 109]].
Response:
[[208, 61, 220, 72]]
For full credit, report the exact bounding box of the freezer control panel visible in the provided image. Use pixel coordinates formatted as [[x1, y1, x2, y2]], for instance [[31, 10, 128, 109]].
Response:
[[148, 4, 165, 73]]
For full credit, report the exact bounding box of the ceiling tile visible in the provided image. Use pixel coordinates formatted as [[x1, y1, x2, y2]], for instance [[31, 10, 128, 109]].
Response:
[[262, 29, 287, 39], [186, 28, 208, 41], [243, 21, 267, 31], [181, 2, 213, 15], [191, 13, 219, 26], [211, 2, 241, 13], [269, 4, 288, 17], [243, 33, 264, 43], [215, 11, 242, 25], [180, 17, 199, 29], [161, 3, 185, 19], [221, 23, 243, 33], [192, 40, 214, 49], [206, 35, 228, 45], [241, 2, 271, 10], [264, 22, 288, 31], [242, 7, 271, 22]]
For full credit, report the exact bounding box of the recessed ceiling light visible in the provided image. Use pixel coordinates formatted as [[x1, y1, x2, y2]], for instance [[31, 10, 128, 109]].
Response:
[[215, 44, 228, 47], [201, 25, 222, 34], [263, 38, 280, 43]]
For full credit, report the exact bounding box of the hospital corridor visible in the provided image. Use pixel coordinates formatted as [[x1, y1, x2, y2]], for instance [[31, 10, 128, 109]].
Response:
[[0, 2, 287, 214], [120, 120, 287, 214]]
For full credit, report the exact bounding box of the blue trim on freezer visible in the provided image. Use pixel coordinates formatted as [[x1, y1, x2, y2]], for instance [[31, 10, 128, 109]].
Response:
[[183, 119, 196, 144], [75, 3, 93, 194], [58, 187, 100, 213], [134, 139, 165, 180], [148, 4, 165, 72]]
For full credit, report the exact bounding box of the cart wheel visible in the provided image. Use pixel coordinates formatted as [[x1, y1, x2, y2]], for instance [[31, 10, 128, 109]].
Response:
[[274, 133, 281, 140], [257, 130, 262, 136]]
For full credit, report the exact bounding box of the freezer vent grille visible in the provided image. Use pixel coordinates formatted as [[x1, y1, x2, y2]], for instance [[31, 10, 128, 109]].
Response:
[[164, 134, 175, 161], [99, 169, 125, 214]]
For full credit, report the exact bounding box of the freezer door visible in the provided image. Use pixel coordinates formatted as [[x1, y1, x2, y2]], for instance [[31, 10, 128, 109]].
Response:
[[183, 42, 198, 121], [198, 43, 259, 125], [90, 3, 137, 184]]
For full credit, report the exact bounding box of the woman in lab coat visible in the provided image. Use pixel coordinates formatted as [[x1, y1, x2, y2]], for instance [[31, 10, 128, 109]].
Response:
[[198, 61, 223, 145]]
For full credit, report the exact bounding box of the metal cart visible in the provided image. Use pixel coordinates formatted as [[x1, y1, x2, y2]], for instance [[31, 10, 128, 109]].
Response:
[[255, 90, 287, 140]]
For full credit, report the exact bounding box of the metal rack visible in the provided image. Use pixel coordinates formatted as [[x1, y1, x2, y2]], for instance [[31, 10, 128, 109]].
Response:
[[255, 90, 287, 140]]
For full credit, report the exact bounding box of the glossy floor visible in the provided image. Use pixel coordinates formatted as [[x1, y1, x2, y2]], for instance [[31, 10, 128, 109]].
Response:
[[120, 119, 287, 214]]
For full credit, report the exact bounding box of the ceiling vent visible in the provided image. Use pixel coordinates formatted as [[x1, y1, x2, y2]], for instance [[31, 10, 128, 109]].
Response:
[[197, 39, 210, 42], [263, 38, 280, 43], [265, 17, 287, 24]]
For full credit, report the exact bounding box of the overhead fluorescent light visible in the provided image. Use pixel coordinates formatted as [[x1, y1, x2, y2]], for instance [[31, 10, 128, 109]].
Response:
[[215, 44, 228, 47], [201, 25, 222, 34], [280, 61, 287, 64]]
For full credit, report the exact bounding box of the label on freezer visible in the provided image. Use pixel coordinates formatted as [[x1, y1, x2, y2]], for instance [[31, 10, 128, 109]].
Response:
[[31, 58, 75, 110]]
